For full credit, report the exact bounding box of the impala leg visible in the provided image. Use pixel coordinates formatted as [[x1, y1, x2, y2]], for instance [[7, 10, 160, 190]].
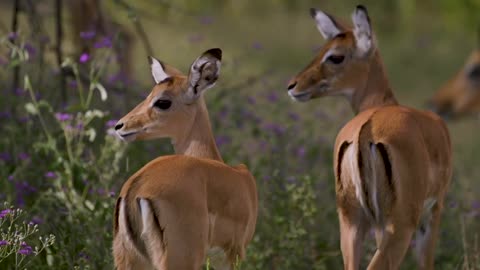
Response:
[[414, 200, 443, 270], [338, 209, 368, 270], [367, 220, 415, 270]]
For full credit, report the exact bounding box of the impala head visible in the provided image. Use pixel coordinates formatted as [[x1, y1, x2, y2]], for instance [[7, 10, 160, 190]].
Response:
[[430, 49, 480, 118], [115, 48, 222, 141], [287, 5, 376, 102]]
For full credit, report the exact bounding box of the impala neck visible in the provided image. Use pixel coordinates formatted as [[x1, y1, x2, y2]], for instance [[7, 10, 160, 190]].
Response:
[[172, 96, 223, 162], [350, 51, 398, 114]]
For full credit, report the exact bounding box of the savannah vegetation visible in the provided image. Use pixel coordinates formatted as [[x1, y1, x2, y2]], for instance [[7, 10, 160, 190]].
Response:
[[0, 0, 479, 269]]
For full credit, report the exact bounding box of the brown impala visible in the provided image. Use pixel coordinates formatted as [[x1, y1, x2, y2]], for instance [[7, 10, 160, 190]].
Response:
[[431, 45, 480, 118], [287, 5, 452, 270], [113, 49, 257, 270]]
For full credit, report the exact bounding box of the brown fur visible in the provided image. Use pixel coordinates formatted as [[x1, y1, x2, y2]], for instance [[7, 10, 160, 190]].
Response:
[[288, 6, 452, 270], [112, 50, 258, 269], [431, 50, 480, 117]]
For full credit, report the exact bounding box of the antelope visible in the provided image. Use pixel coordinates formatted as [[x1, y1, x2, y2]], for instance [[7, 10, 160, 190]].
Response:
[[430, 48, 480, 118], [287, 6, 452, 270], [112, 48, 258, 270]]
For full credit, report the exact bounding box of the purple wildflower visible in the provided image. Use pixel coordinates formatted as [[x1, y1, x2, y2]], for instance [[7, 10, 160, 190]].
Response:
[[247, 96, 256, 105], [80, 30, 96, 39], [14, 88, 27, 96], [0, 56, 7, 66], [40, 35, 50, 44], [55, 113, 73, 122], [18, 242, 33, 255], [31, 216, 43, 225], [472, 200, 480, 210], [252, 42, 264, 50], [19, 116, 30, 123], [18, 152, 30, 161], [263, 122, 286, 136], [296, 146, 306, 158], [187, 34, 204, 44], [265, 91, 279, 103], [68, 80, 78, 89], [8, 32, 18, 40], [448, 200, 458, 209], [79, 251, 90, 260], [286, 176, 297, 183], [24, 43, 37, 58], [198, 16, 214, 25], [79, 53, 90, 63], [0, 209, 11, 219], [44, 171, 57, 179], [105, 120, 118, 129], [288, 112, 300, 121], [94, 37, 112, 49], [8, 175, 14, 182], [0, 152, 11, 162], [215, 135, 232, 147], [0, 240, 8, 246], [109, 191, 115, 198]]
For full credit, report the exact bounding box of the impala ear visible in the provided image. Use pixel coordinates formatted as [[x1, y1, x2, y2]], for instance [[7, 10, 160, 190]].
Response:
[[352, 5, 373, 56], [149, 56, 170, 84], [467, 63, 480, 84], [184, 48, 222, 103], [310, 8, 342, 40]]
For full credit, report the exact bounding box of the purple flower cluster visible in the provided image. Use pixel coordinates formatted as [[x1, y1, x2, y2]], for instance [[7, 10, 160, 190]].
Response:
[[55, 113, 73, 122], [0, 240, 8, 246], [94, 37, 112, 49], [0, 209, 11, 219], [80, 31, 96, 40], [18, 242, 33, 255], [79, 53, 90, 63], [105, 119, 118, 129], [44, 171, 57, 179]]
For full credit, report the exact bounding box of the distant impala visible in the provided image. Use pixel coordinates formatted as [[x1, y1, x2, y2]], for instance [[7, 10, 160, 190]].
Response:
[[287, 5, 452, 270], [431, 46, 480, 118], [113, 49, 258, 270]]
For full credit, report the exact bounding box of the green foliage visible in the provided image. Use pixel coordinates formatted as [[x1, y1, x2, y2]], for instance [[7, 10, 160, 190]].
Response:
[[1, 1, 480, 269], [0, 203, 55, 269]]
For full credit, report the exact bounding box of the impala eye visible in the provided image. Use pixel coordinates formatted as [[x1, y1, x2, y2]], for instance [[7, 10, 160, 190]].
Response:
[[327, 55, 345, 64], [153, 99, 172, 110]]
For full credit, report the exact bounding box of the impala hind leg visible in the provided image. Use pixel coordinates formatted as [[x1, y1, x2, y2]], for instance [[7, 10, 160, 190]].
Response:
[[338, 209, 368, 270], [367, 220, 415, 270], [414, 200, 443, 270]]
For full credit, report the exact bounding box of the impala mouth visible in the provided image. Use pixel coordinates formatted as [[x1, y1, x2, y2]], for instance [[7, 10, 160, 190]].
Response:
[[116, 131, 139, 142], [288, 90, 312, 102]]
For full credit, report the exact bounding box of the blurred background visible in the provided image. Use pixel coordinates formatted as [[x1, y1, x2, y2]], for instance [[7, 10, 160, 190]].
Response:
[[0, 0, 479, 269]]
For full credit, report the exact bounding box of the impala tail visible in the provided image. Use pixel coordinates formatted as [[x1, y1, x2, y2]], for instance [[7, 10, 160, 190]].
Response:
[[361, 141, 393, 226], [114, 196, 165, 263]]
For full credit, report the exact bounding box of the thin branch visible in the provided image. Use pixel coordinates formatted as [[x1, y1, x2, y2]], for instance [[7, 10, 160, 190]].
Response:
[[11, 0, 21, 96], [113, 0, 154, 56], [55, 0, 66, 103]]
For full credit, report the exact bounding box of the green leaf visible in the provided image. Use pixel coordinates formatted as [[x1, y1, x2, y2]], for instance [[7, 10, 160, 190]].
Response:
[[25, 103, 38, 115], [91, 82, 108, 101], [86, 128, 97, 142]]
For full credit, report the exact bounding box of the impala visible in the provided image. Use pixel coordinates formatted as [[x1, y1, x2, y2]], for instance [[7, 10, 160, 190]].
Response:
[[287, 6, 452, 270], [430, 47, 480, 118], [112, 48, 258, 270]]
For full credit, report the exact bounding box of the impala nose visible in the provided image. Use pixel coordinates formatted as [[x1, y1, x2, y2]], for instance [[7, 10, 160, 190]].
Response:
[[287, 82, 297, 90], [114, 122, 124, 131]]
